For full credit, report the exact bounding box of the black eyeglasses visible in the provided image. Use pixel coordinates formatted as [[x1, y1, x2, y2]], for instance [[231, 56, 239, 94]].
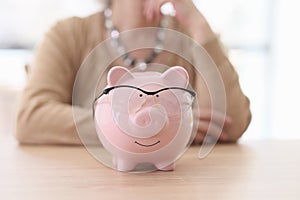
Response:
[[94, 85, 196, 116]]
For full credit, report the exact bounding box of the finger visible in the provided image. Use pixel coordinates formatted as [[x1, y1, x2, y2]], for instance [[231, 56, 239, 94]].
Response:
[[193, 115, 231, 132], [197, 130, 230, 143], [194, 109, 232, 127], [197, 120, 229, 142], [197, 120, 222, 138], [143, 0, 154, 21], [199, 109, 229, 122], [144, 0, 171, 22], [154, 0, 167, 19], [193, 131, 205, 145], [193, 129, 229, 145]]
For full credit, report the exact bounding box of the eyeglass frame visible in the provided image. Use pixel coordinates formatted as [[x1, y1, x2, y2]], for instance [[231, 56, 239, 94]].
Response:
[[93, 84, 196, 117]]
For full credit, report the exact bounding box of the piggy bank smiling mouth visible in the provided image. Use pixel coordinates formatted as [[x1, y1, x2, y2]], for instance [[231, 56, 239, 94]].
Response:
[[134, 140, 161, 147]]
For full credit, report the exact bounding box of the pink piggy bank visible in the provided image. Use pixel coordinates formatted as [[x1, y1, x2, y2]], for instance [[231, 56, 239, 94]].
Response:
[[94, 66, 195, 171]]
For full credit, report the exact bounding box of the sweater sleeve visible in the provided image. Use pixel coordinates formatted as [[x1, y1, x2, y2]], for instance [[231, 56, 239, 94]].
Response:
[[15, 18, 95, 144], [196, 37, 252, 141]]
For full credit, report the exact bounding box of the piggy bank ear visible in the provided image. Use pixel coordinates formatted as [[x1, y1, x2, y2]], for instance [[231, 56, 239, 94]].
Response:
[[107, 66, 133, 86], [162, 66, 189, 88]]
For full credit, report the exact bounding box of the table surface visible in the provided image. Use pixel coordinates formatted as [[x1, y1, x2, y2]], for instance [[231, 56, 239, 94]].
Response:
[[1, 134, 299, 200]]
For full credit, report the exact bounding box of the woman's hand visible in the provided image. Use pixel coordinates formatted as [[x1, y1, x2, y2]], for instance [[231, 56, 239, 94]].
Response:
[[193, 109, 232, 144], [143, 1, 229, 144], [143, 0, 215, 44]]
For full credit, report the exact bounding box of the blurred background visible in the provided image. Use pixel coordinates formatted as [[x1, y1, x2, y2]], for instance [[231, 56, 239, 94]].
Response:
[[0, 0, 299, 141]]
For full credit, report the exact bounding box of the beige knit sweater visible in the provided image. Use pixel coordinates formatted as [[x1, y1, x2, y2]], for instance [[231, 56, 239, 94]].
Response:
[[15, 12, 251, 144]]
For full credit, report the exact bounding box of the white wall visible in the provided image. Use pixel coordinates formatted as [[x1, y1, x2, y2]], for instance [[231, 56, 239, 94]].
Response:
[[271, 0, 300, 138], [0, 0, 101, 48]]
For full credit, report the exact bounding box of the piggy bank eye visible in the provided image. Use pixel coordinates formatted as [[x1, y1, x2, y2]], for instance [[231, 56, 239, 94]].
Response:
[[155, 94, 159, 98], [139, 94, 143, 97]]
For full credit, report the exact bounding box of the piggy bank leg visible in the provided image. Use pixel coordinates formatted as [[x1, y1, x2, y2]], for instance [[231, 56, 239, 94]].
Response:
[[156, 162, 175, 171], [114, 157, 136, 172]]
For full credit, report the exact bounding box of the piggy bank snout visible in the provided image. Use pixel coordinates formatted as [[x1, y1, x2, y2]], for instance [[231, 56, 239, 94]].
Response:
[[134, 109, 151, 127], [130, 105, 167, 138]]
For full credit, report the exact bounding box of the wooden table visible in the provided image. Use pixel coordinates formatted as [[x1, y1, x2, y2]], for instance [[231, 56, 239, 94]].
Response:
[[0, 134, 299, 200]]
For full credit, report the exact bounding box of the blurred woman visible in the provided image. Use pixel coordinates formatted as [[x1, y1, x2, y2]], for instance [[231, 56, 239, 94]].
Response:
[[15, 0, 251, 144]]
